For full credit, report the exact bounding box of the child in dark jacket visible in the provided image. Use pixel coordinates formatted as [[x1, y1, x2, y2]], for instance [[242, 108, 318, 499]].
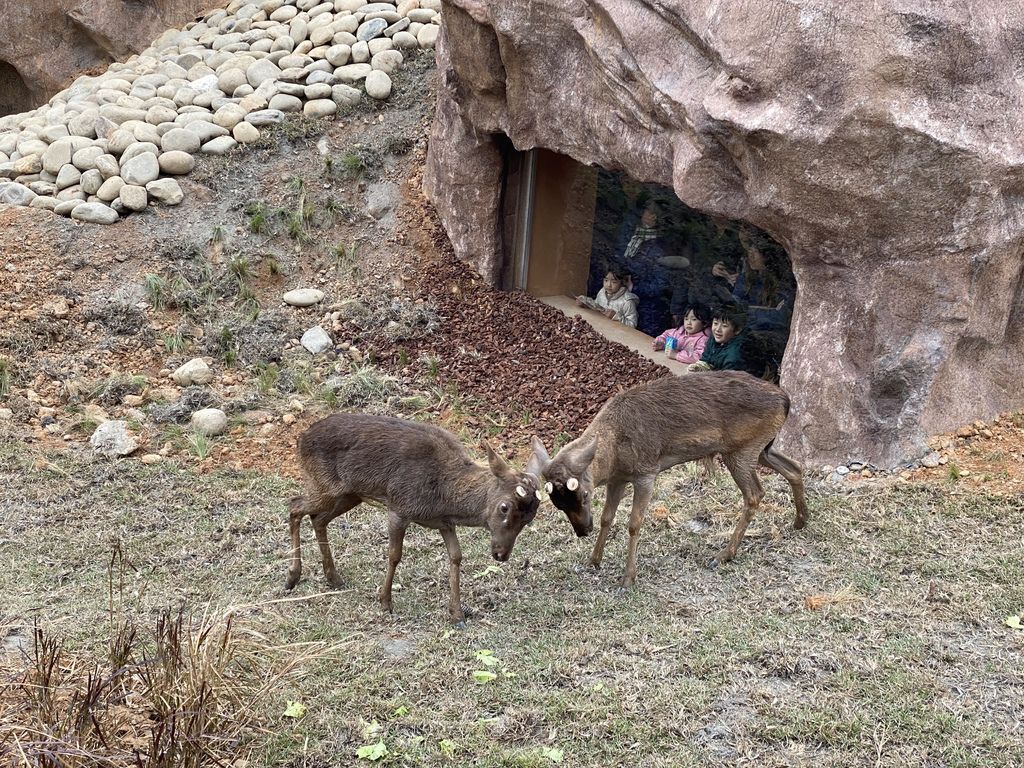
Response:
[[688, 307, 753, 374]]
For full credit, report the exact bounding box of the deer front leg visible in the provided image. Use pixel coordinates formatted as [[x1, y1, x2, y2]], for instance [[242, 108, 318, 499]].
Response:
[[438, 527, 465, 625], [589, 480, 627, 569], [284, 496, 307, 590], [379, 512, 408, 614], [621, 475, 656, 589]]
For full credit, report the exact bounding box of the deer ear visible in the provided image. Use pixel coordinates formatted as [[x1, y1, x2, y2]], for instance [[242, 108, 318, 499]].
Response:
[[482, 440, 512, 479], [526, 435, 550, 478], [570, 435, 598, 471]]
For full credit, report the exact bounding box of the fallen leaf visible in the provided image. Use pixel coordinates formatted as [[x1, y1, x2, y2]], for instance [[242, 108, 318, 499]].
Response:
[[356, 741, 388, 761], [472, 669, 498, 683], [1006, 615, 1022, 629], [282, 700, 306, 719]]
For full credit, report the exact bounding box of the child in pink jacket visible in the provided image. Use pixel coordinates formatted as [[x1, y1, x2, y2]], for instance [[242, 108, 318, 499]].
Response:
[[652, 303, 711, 363]]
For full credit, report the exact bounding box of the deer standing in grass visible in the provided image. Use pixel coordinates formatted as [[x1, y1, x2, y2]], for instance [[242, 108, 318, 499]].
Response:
[[285, 414, 542, 623], [528, 372, 808, 587]]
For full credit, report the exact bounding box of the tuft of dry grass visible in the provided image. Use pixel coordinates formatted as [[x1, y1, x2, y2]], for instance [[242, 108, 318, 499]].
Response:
[[0, 601, 335, 767]]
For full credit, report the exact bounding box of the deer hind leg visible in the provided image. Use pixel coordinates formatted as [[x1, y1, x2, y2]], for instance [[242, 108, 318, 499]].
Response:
[[311, 493, 361, 589], [378, 511, 408, 614], [285, 495, 309, 590], [621, 474, 657, 589], [713, 452, 764, 566], [758, 445, 808, 530], [589, 479, 628, 569], [438, 527, 465, 625]]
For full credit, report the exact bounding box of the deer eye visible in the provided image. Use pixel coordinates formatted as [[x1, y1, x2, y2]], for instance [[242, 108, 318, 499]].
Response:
[[583, 490, 590, 500], [499, 502, 509, 513]]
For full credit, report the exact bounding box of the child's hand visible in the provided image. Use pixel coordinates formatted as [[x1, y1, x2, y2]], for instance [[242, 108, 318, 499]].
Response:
[[688, 361, 712, 373], [603, 308, 615, 319], [653, 340, 664, 351], [575, 296, 587, 307]]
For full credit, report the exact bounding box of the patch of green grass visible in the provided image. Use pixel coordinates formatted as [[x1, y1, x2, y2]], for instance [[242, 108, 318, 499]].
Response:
[[228, 254, 251, 281], [210, 225, 226, 244], [285, 212, 310, 242], [255, 362, 279, 395], [187, 432, 213, 460], [217, 326, 238, 367], [235, 283, 260, 321], [143, 274, 167, 310], [162, 329, 187, 354], [246, 201, 271, 234]]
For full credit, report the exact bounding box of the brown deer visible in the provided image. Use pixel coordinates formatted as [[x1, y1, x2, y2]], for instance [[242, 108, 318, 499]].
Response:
[[527, 371, 807, 587], [285, 413, 542, 624]]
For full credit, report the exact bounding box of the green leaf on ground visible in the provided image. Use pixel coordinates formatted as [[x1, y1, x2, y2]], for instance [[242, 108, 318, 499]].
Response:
[[283, 700, 306, 719], [475, 649, 500, 666], [1006, 615, 1022, 629], [356, 741, 388, 761], [472, 669, 498, 683]]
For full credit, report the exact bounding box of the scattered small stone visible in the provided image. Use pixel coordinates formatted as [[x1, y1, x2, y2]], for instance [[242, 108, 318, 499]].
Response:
[[90, 420, 138, 457], [191, 408, 229, 436], [920, 451, 941, 468], [172, 358, 213, 386], [301, 325, 333, 354], [283, 288, 325, 307], [835, 465, 850, 475]]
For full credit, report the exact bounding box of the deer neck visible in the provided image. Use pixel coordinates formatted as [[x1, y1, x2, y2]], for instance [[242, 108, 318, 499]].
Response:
[[448, 465, 496, 526], [575, 428, 615, 487]]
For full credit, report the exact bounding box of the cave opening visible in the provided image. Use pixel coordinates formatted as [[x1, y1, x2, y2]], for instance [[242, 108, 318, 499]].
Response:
[[503, 148, 797, 379], [0, 60, 33, 119]]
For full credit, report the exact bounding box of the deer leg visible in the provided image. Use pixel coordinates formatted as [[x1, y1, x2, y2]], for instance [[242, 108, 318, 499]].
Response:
[[284, 495, 308, 590], [379, 512, 408, 614], [438, 527, 465, 625], [589, 479, 628, 569], [759, 446, 809, 529], [311, 494, 360, 589], [621, 474, 657, 589], [712, 454, 764, 566]]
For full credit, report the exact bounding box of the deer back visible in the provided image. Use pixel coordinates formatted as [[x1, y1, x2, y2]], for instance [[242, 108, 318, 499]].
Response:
[[590, 372, 790, 472], [297, 413, 479, 509]]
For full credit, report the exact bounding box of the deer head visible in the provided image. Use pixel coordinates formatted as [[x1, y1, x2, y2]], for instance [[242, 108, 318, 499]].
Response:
[[527, 435, 596, 538], [481, 441, 542, 561]]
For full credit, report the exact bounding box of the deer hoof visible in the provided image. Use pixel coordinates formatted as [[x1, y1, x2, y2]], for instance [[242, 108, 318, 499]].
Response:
[[453, 619, 467, 630], [326, 573, 344, 589], [284, 571, 300, 591], [793, 516, 807, 530]]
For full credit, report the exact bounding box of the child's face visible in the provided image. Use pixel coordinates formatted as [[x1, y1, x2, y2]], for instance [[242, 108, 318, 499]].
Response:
[[603, 273, 623, 295], [683, 310, 704, 335], [712, 317, 737, 344]]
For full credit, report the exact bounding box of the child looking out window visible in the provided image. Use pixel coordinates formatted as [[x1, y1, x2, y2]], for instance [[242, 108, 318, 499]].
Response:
[[653, 303, 711, 363], [688, 307, 752, 373], [576, 267, 639, 328]]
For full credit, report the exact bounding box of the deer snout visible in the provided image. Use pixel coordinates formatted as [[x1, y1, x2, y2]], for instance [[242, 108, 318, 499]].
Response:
[[491, 547, 511, 562]]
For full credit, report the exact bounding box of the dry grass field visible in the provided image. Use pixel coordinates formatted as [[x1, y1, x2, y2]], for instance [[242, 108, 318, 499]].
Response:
[[2, 432, 1022, 767]]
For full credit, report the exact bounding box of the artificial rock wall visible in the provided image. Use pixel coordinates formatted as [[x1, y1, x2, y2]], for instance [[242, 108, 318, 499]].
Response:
[[0, 0, 210, 115], [423, 0, 1024, 468]]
